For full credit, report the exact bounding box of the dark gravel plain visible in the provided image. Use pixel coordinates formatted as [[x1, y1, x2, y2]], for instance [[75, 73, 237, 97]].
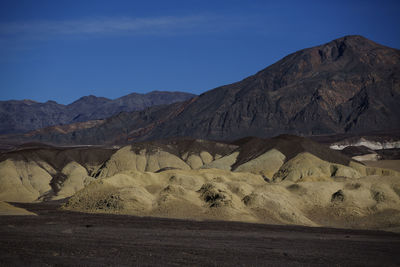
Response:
[[1, 201, 400, 266]]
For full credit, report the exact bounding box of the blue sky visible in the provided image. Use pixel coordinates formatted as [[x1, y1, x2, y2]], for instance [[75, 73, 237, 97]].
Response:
[[0, 0, 399, 104]]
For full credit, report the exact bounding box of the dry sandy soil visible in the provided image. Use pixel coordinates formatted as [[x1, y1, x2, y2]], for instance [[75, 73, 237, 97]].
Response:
[[0, 200, 399, 266]]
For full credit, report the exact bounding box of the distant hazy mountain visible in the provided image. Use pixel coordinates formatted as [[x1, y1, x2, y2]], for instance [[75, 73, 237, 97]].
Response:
[[2, 35, 400, 145], [0, 91, 195, 134]]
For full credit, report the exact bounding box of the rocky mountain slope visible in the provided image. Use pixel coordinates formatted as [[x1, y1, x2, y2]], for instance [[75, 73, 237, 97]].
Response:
[[145, 35, 400, 141], [0, 91, 195, 134], [2, 35, 399, 145]]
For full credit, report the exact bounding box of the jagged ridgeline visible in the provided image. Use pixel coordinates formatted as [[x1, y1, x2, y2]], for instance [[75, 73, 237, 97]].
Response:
[[0, 91, 195, 135], [2, 35, 399, 145]]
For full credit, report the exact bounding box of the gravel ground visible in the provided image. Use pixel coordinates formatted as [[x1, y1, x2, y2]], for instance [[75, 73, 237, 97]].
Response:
[[1, 201, 399, 266]]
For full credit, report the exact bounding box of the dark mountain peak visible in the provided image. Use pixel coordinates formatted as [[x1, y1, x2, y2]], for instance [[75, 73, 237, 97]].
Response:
[[115, 91, 194, 101], [146, 90, 169, 95], [119, 92, 140, 99], [84, 94, 100, 99], [121, 90, 195, 99], [0, 90, 195, 135], [330, 35, 373, 45], [316, 35, 399, 65], [116, 91, 195, 104], [21, 99, 38, 105], [45, 100, 59, 105], [140, 35, 400, 141], [2, 36, 399, 144], [248, 35, 399, 94], [327, 35, 394, 51], [69, 95, 111, 106], [313, 35, 385, 55]]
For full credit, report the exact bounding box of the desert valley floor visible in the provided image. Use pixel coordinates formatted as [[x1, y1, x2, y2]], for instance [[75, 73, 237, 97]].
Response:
[[1, 200, 400, 266]]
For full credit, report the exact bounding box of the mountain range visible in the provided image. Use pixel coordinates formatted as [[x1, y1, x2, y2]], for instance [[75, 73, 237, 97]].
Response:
[[0, 91, 195, 134], [2, 35, 399, 145], [2, 35, 400, 235]]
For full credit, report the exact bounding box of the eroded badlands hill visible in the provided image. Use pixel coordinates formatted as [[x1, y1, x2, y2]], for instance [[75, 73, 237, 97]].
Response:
[[1, 136, 399, 231]]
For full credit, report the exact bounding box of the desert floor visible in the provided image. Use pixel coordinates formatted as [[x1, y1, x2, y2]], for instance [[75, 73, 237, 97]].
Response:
[[1, 200, 399, 266]]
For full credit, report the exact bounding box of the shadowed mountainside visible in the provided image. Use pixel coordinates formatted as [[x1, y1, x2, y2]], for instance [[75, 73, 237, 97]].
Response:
[[0, 91, 195, 134], [2, 35, 400, 145]]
